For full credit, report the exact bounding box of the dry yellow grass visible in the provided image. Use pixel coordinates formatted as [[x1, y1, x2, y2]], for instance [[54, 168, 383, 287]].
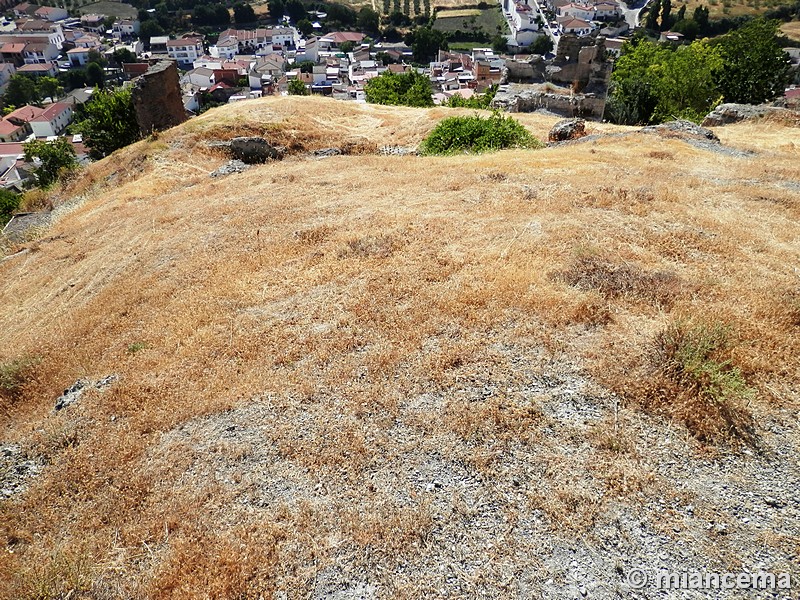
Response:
[[0, 96, 798, 598], [780, 20, 800, 40]]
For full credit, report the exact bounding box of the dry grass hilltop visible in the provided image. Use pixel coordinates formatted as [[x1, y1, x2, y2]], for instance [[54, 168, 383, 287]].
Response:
[[0, 96, 799, 599]]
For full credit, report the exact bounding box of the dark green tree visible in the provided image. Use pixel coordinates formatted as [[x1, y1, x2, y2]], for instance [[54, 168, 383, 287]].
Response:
[[357, 7, 380, 33], [403, 0, 410, 15], [0, 189, 20, 226], [693, 5, 709, 33], [23, 138, 78, 188], [288, 78, 309, 95], [364, 70, 433, 106], [676, 5, 686, 22], [408, 27, 448, 63], [86, 62, 105, 88], [645, 1, 660, 31], [660, 0, 672, 30], [285, 0, 307, 22], [268, 0, 285, 18], [413, 0, 420, 15], [383, 0, 390, 13], [74, 87, 141, 159], [531, 34, 553, 54], [3, 75, 38, 107], [492, 34, 507, 53], [714, 19, 791, 104], [35, 76, 61, 101], [297, 18, 313, 36], [58, 69, 87, 91], [423, 0, 430, 17], [140, 19, 165, 40], [112, 48, 138, 65], [233, 3, 256, 23]]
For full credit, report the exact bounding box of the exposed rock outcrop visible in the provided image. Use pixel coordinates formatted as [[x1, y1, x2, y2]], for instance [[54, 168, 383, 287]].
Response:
[[229, 137, 283, 163], [131, 61, 186, 135], [548, 118, 587, 143], [640, 120, 719, 143], [701, 103, 796, 127]]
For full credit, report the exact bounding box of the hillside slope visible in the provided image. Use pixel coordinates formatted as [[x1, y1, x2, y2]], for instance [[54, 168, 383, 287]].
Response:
[[0, 97, 799, 599]]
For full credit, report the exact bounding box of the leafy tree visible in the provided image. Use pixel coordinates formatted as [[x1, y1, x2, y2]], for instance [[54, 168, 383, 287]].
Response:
[[364, 70, 433, 107], [297, 18, 313, 36], [652, 40, 722, 122], [339, 40, 356, 53], [408, 27, 448, 63], [325, 2, 356, 25], [58, 69, 88, 91], [383, 0, 390, 13], [294, 60, 315, 72], [413, 0, 420, 15], [423, 0, 430, 16], [194, 4, 231, 26], [531, 34, 553, 54], [672, 17, 699, 41], [389, 10, 411, 26], [660, 0, 672, 30], [86, 62, 105, 88], [88, 49, 108, 68], [23, 138, 77, 188], [268, 0, 285, 18], [375, 51, 394, 65], [140, 19, 165, 40], [393, 0, 401, 14], [606, 38, 723, 124], [3, 75, 38, 107], [233, 3, 256, 23], [645, 1, 660, 31], [713, 19, 791, 105], [0, 189, 20, 226], [676, 5, 685, 22], [492, 34, 507, 53], [288, 77, 309, 95], [112, 48, 138, 65], [693, 5, 709, 33], [74, 87, 141, 159], [285, 0, 307, 22], [357, 7, 380, 33], [403, 0, 410, 15], [36, 76, 61, 101]]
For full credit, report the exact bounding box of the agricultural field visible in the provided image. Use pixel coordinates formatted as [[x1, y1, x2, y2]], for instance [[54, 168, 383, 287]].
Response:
[[74, 1, 138, 19], [433, 6, 508, 41], [677, 0, 797, 20], [781, 20, 800, 39]]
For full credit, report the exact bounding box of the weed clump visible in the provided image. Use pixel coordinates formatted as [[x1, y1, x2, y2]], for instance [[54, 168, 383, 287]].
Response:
[[420, 112, 542, 155], [553, 256, 682, 309], [0, 357, 39, 403], [649, 321, 756, 445]]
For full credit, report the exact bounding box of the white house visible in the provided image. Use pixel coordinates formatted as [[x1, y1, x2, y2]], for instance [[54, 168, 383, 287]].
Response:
[[209, 38, 237, 59], [29, 102, 73, 137], [34, 6, 68, 22], [112, 19, 140, 38], [185, 66, 215, 88], [167, 37, 204, 66], [66, 47, 91, 66]]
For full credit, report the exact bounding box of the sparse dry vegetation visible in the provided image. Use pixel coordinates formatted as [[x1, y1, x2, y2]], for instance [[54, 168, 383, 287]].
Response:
[[0, 96, 798, 598]]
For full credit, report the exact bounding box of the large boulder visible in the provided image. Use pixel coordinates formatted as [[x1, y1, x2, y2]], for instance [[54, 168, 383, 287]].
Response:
[[229, 137, 282, 164], [548, 118, 587, 142], [131, 61, 186, 135], [701, 103, 791, 127]]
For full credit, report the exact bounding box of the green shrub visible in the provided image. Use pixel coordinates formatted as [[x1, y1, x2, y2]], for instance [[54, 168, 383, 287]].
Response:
[[419, 111, 541, 155], [0, 356, 39, 402]]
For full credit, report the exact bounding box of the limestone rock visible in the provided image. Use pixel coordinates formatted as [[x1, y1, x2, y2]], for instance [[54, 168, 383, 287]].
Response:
[[548, 118, 587, 143], [701, 103, 793, 127]]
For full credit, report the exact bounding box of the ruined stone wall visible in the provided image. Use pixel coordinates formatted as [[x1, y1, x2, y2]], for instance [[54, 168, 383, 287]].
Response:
[[131, 60, 186, 136]]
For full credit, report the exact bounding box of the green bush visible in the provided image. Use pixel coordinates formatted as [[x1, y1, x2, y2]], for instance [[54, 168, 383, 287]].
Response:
[[419, 112, 541, 155]]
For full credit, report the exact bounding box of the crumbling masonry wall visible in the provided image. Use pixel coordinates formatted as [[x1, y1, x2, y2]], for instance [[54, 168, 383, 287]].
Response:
[[132, 61, 187, 136]]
